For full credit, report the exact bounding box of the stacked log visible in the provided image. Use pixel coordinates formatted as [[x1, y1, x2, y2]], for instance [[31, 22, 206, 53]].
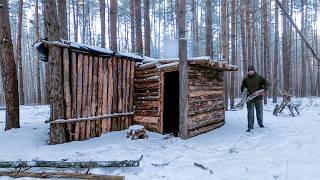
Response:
[[50, 47, 137, 144], [133, 62, 162, 132], [187, 64, 225, 137]]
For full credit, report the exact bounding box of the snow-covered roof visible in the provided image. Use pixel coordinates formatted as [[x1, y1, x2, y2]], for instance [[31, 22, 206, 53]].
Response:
[[142, 56, 238, 71], [38, 40, 143, 62]]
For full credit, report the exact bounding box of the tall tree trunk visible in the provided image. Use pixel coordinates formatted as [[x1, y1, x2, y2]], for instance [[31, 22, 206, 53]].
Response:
[[130, 0, 135, 52], [240, 0, 247, 77], [144, 0, 150, 56], [230, 0, 236, 109], [191, 0, 199, 57], [44, 0, 65, 120], [245, 0, 251, 66], [282, 0, 291, 92], [58, 0, 68, 40], [16, 0, 24, 105], [273, 2, 279, 103], [301, 0, 307, 96], [35, 0, 41, 104], [221, 0, 229, 110], [110, 0, 118, 51], [0, 0, 20, 130], [72, 0, 79, 42], [100, 0, 106, 48], [205, 0, 213, 58], [135, 0, 143, 55], [263, 0, 271, 104]]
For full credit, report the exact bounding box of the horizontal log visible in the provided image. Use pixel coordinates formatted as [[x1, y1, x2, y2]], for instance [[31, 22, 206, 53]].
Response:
[[134, 76, 160, 84], [189, 105, 225, 116], [189, 90, 224, 98], [189, 111, 225, 125], [135, 122, 159, 132], [134, 92, 159, 97], [50, 112, 134, 124], [0, 157, 143, 168], [189, 93, 224, 103], [134, 96, 159, 101], [188, 80, 224, 87], [134, 100, 159, 110], [135, 72, 160, 79], [189, 121, 225, 137], [189, 85, 224, 91], [135, 68, 159, 75], [135, 82, 160, 89], [133, 116, 159, 124], [137, 61, 160, 70], [134, 110, 160, 117], [134, 88, 159, 94], [0, 171, 124, 180]]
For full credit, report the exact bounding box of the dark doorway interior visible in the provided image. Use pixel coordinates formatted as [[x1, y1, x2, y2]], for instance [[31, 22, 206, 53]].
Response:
[[163, 71, 179, 136]]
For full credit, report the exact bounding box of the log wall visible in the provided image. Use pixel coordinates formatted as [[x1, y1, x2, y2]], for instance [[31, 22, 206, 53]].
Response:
[[187, 64, 225, 137], [50, 48, 136, 144], [133, 63, 163, 132]]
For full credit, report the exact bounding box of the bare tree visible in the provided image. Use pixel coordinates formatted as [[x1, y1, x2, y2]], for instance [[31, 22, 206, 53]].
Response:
[[0, 0, 20, 130], [58, 0, 68, 40]]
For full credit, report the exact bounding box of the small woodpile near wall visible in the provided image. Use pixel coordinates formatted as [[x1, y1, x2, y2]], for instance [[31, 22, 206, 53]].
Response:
[[134, 56, 238, 138], [38, 40, 142, 144]]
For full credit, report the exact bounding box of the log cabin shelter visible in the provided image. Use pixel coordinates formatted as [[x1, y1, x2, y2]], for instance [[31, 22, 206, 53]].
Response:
[[134, 57, 238, 138], [37, 40, 237, 144]]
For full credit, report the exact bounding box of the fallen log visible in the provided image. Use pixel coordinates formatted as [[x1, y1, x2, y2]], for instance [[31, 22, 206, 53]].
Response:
[[0, 171, 124, 180], [0, 156, 143, 168]]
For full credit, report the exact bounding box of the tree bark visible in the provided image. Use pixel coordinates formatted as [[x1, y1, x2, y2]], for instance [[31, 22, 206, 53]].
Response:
[[273, 2, 279, 103], [110, 0, 118, 51], [130, 0, 135, 52], [44, 0, 65, 143], [100, 0, 106, 48], [240, 0, 247, 77], [58, 0, 68, 40], [35, 0, 41, 104], [16, 0, 24, 105], [0, 0, 20, 130], [135, 0, 143, 55], [301, 0, 307, 96], [144, 0, 150, 56], [230, 0, 236, 109], [178, 0, 188, 139], [205, 0, 213, 58]]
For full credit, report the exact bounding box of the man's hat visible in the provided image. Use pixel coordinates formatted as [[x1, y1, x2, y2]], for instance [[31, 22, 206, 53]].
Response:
[[248, 65, 255, 72]]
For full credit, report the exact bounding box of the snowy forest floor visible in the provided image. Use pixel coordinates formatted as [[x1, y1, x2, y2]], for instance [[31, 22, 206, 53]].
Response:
[[0, 98, 320, 180]]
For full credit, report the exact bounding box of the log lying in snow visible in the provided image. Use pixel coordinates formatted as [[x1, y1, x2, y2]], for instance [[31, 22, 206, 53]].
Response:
[[0, 156, 143, 168], [0, 171, 124, 180]]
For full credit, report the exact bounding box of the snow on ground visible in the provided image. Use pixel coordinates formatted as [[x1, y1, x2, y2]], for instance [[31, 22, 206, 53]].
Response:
[[0, 98, 320, 180]]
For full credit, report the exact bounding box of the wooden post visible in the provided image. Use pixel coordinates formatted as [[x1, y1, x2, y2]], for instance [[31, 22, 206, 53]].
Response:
[[179, 38, 188, 139]]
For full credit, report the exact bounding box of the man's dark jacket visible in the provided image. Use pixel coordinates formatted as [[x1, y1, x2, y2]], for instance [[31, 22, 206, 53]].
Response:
[[241, 73, 269, 99]]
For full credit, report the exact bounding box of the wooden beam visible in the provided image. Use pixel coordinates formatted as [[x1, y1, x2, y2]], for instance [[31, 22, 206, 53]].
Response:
[[179, 38, 189, 139], [0, 171, 124, 180], [50, 112, 134, 124]]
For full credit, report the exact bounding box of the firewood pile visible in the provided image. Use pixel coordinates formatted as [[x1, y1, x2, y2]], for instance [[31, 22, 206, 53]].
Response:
[[127, 125, 148, 140]]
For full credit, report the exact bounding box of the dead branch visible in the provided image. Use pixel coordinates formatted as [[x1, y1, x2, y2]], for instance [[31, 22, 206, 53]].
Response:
[[194, 162, 213, 174]]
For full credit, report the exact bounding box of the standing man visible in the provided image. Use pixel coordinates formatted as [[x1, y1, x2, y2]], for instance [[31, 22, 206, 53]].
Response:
[[241, 65, 269, 132]]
